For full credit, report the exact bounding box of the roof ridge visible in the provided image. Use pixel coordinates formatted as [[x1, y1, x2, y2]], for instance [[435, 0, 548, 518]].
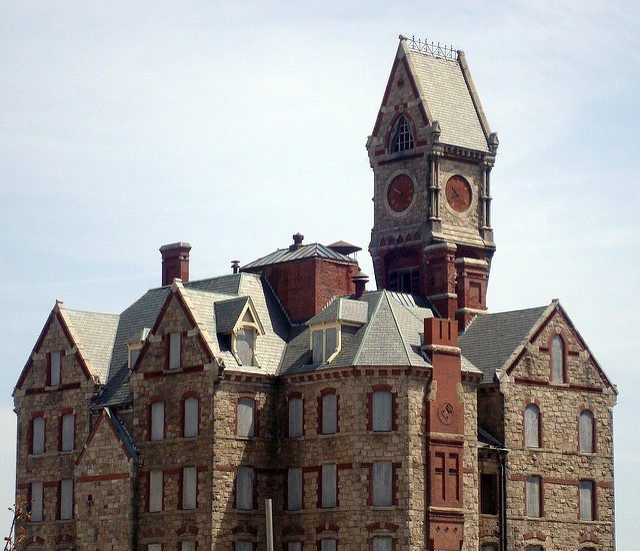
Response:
[[64, 308, 119, 317], [352, 292, 385, 365], [384, 291, 414, 364], [484, 304, 549, 317]]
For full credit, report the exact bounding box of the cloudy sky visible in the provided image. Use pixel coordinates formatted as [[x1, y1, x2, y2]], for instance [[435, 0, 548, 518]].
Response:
[[1, 1, 638, 546]]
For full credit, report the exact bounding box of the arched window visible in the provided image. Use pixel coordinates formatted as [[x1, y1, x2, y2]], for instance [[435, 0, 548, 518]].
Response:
[[524, 404, 541, 448], [183, 396, 199, 438], [551, 334, 565, 383], [390, 115, 415, 153], [150, 401, 164, 441], [235, 327, 255, 366], [579, 409, 595, 453]]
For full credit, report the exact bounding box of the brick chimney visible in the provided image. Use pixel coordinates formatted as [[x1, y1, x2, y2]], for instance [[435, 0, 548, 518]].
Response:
[[160, 242, 191, 286]]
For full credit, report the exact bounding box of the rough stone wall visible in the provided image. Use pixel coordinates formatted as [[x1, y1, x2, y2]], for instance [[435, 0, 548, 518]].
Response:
[[461, 379, 479, 551], [501, 309, 616, 550], [14, 312, 97, 549], [477, 386, 504, 444], [478, 450, 502, 549]]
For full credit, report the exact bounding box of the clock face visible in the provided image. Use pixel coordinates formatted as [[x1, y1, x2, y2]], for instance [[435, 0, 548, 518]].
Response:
[[387, 174, 414, 213], [445, 175, 472, 213]]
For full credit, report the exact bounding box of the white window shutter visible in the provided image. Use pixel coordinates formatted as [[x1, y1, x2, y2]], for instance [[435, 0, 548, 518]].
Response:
[[236, 467, 254, 510], [181, 543, 196, 551], [287, 467, 303, 511], [372, 391, 393, 432], [237, 398, 255, 437], [184, 397, 199, 438], [288, 397, 303, 438], [321, 464, 337, 508], [551, 335, 564, 382], [526, 476, 540, 517], [60, 479, 73, 520], [169, 332, 181, 370], [322, 393, 337, 435], [579, 410, 594, 453], [524, 405, 540, 448], [31, 481, 43, 522], [32, 416, 45, 455], [182, 467, 197, 510], [61, 413, 74, 452], [325, 327, 338, 359], [373, 462, 393, 507], [373, 537, 393, 551], [236, 328, 254, 366], [151, 402, 164, 441], [50, 351, 61, 386], [312, 330, 323, 364], [580, 480, 594, 520], [149, 470, 163, 512], [321, 540, 336, 551]]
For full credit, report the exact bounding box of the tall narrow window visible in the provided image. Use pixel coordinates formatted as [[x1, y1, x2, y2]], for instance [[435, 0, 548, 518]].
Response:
[[149, 470, 163, 512], [390, 115, 414, 153], [236, 328, 255, 366], [321, 392, 338, 435], [325, 328, 338, 359], [182, 467, 197, 510], [320, 540, 336, 551], [524, 404, 541, 448], [580, 480, 595, 521], [181, 543, 196, 551], [237, 397, 255, 438], [480, 474, 498, 515], [372, 390, 393, 432], [169, 332, 181, 370], [287, 467, 303, 511], [579, 410, 595, 453], [183, 396, 199, 438], [312, 330, 324, 364], [31, 416, 45, 455], [551, 334, 565, 383], [60, 479, 73, 520], [372, 537, 393, 551], [129, 346, 140, 369], [236, 467, 254, 510], [526, 476, 541, 518], [288, 396, 303, 438], [50, 351, 61, 386], [321, 464, 337, 508], [372, 461, 393, 507], [150, 401, 164, 441], [61, 413, 75, 452], [30, 481, 43, 522]]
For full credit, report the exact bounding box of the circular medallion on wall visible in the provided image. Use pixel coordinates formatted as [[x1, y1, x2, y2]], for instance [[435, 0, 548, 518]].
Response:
[[386, 174, 415, 213], [445, 175, 472, 213]]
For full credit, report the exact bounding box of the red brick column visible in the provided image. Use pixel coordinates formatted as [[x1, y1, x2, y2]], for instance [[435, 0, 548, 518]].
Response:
[[424, 243, 457, 321]]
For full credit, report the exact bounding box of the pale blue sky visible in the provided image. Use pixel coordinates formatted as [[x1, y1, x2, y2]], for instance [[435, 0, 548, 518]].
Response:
[[1, 1, 638, 547]]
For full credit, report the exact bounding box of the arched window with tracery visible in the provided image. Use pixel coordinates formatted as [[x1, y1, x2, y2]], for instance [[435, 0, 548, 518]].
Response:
[[390, 115, 415, 153]]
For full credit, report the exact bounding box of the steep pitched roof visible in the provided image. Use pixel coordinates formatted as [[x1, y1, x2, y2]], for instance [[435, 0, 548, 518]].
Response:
[[307, 297, 368, 326], [242, 242, 356, 269], [458, 305, 550, 384]]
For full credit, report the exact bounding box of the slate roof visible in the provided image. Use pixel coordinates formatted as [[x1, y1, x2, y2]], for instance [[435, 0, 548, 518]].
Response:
[[307, 297, 368, 326], [214, 296, 251, 334], [104, 408, 138, 459], [405, 48, 490, 152], [459, 305, 549, 384], [242, 242, 356, 269]]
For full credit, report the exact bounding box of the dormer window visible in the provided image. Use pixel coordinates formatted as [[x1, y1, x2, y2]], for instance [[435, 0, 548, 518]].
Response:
[[127, 328, 149, 369], [311, 326, 339, 364], [390, 115, 415, 153], [235, 327, 255, 366], [128, 346, 140, 369]]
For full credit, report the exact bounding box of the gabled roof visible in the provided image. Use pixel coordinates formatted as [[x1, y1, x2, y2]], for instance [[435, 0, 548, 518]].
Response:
[[76, 407, 137, 465], [242, 242, 356, 269], [459, 305, 549, 384], [214, 295, 264, 336]]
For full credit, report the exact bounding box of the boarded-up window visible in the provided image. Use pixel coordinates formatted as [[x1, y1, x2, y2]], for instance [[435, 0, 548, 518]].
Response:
[[169, 332, 181, 370], [30, 481, 43, 522], [50, 351, 61, 386], [288, 543, 302, 551], [480, 473, 498, 515], [312, 330, 323, 364], [580, 480, 594, 521], [147, 545, 162, 551], [182, 467, 197, 510], [236, 328, 254, 366], [184, 396, 199, 438], [150, 402, 164, 441], [236, 467, 254, 510], [61, 413, 74, 452], [321, 393, 337, 435], [149, 470, 163, 512], [181, 543, 196, 551], [60, 479, 73, 520], [579, 410, 595, 453], [551, 335, 564, 382], [526, 476, 541, 518], [287, 467, 303, 511], [372, 462, 393, 507], [32, 416, 45, 455], [237, 397, 255, 438], [129, 347, 140, 369], [320, 540, 336, 551], [373, 537, 393, 551], [372, 391, 392, 432], [325, 327, 338, 359], [524, 404, 540, 448], [235, 543, 252, 551], [321, 464, 337, 508], [288, 397, 303, 438]]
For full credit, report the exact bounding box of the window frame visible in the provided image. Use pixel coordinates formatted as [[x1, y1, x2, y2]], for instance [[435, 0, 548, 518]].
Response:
[[389, 114, 415, 153], [48, 350, 62, 387], [524, 403, 542, 449], [59, 479, 73, 520], [318, 388, 338, 435], [370, 461, 395, 508], [579, 479, 596, 521], [181, 466, 197, 510], [235, 466, 255, 511], [309, 323, 342, 364], [369, 385, 396, 432], [549, 332, 568, 384], [148, 469, 164, 512], [287, 393, 304, 438], [182, 394, 199, 438], [149, 400, 165, 442], [29, 481, 44, 522], [319, 463, 337, 509], [60, 411, 75, 452], [30, 414, 46, 456], [578, 408, 596, 454], [234, 326, 256, 366], [525, 475, 542, 518], [480, 473, 498, 516], [286, 466, 303, 511], [236, 395, 257, 438], [167, 331, 182, 371]]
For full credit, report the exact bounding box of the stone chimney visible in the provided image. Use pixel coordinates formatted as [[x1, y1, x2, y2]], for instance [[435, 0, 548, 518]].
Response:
[[160, 242, 192, 286]]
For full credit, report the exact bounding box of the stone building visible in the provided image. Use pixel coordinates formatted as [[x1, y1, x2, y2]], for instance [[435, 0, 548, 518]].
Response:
[[12, 36, 617, 550]]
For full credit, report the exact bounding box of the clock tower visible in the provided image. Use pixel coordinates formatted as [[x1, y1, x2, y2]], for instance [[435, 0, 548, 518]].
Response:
[[367, 36, 499, 328]]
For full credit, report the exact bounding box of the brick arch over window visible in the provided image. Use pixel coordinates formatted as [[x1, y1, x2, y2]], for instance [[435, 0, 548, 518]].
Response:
[[385, 112, 416, 153]]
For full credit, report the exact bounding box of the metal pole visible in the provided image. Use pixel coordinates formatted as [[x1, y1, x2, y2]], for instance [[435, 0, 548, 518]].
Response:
[[265, 498, 274, 551]]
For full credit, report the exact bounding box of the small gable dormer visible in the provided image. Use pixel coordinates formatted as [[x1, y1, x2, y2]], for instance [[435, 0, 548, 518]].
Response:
[[215, 296, 265, 367], [127, 328, 150, 369]]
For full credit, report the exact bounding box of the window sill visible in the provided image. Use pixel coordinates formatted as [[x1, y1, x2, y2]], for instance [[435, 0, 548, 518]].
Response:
[[234, 508, 257, 514], [285, 509, 304, 514], [371, 430, 395, 434], [371, 505, 396, 510]]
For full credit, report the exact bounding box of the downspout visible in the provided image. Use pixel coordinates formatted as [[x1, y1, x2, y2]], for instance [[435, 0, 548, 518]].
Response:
[[499, 448, 508, 551]]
